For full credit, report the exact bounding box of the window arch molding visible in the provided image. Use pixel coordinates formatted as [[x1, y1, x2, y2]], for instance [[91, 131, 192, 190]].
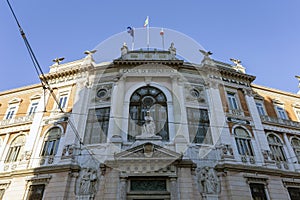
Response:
[[40, 126, 63, 157], [266, 132, 287, 162], [232, 125, 252, 138], [290, 136, 300, 163], [4, 133, 26, 163], [266, 132, 284, 144], [122, 82, 175, 141], [124, 82, 173, 103]]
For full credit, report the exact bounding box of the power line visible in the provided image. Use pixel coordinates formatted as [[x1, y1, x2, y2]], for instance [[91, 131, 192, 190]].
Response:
[[5, 0, 99, 166]]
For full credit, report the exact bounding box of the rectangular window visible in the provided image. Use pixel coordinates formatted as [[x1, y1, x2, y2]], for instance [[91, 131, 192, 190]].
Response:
[[235, 138, 254, 156], [5, 146, 21, 163], [84, 107, 110, 144], [256, 102, 266, 116], [130, 180, 167, 191], [250, 183, 267, 200], [28, 102, 38, 115], [58, 95, 68, 109], [187, 108, 210, 144], [288, 187, 300, 200], [5, 106, 16, 119], [276, 106, 288, 120], [227, 93, 239, 110], [27, 184, 45, 200]]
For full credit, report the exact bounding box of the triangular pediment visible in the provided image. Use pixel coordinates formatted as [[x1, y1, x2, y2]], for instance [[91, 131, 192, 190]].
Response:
[[114, 142, 182, 161], [104, 142, 183, 175]]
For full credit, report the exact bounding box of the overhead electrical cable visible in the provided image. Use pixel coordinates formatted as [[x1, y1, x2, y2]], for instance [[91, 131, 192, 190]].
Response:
[[5, 0, 99, 165]]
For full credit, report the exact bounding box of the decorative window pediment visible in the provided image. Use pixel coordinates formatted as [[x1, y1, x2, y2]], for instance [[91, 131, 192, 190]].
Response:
[[8, 98, 22, 104], [272, 98, 284, 105], [30, 94, 41, 100]]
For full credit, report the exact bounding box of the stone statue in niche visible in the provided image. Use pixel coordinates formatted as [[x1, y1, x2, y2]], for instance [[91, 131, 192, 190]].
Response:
[[141, 111, 156, 137], [196, 167, 220, 194], [79, 168, 97, 195]]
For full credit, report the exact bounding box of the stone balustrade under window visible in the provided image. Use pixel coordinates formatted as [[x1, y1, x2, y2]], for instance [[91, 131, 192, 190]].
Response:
[[260, 115, 300, 129], [0, 115, 34, 127]]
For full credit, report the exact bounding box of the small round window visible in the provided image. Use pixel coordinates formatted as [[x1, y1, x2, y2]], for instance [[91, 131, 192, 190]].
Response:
[[190, 89, 200, 98], [97, 89, 107, 99]]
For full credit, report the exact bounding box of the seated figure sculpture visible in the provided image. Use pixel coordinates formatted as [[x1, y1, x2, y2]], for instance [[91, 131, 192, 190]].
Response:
[[141, 111, 156, 137]]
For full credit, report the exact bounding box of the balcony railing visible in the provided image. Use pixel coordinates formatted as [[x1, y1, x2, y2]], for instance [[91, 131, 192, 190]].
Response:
[[0, 115, 34, 127], [260, 115, 300, 129]]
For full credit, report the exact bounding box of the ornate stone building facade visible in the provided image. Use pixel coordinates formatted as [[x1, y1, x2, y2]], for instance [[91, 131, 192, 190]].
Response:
[[0, 38, 300, 199]]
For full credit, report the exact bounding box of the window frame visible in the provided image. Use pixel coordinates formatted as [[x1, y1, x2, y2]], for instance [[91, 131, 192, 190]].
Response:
[[40, 127, 62, 157], [227, 92, 239, 110], [234, 127, 254, 157], [275, 105, 288, 120], [28, 101, 39, 116], [4, 106, 17, 120], [4, 135, 26, 163], [58, 94, 68, 109], [267, 133, 287, 162], [84, 107, 111, 144], [128, 86, 169, 142], [186, 107, 210, 144], [291, 137, 300, 163], [249, 183, 268, 200], [255, 101, 266, 116]]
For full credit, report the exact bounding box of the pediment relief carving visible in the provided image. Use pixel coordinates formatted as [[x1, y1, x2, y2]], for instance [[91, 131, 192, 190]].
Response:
[[114, 142, 182, 160]]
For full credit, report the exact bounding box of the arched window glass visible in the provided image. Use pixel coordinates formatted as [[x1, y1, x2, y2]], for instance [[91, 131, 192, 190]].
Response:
[[41, 127, 61, 156], [5, 135, 26, 163], [291, 138, 300, 163], [267, 134, 286, 161], [128, 86, 168, 141], [234, 127, 254, 156]]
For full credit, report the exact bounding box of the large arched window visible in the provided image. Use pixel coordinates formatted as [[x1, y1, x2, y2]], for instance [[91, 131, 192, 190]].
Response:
[[41, 127, 61, 156], [291, 137, 300, 163], [128, 86, 168, 141], [5, 135, 26, 163], [234, 127, 254, 156], [267, 134, 286, 162]]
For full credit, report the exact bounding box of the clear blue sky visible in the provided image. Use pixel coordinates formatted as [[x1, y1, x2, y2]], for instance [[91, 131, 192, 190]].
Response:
[[1, 1, 300, 93]]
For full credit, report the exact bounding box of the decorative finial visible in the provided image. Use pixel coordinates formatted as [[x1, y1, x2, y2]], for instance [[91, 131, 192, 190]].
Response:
[[52, 57, 65, 65], [230, 58, 245, 73], [84, 50, 97, 55], [230, 58, 241, 65]]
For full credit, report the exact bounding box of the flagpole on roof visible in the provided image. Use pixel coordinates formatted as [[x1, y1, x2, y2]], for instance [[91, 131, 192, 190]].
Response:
[[132, 34, 134, 50], [160, 28, 165, 50], [144, 16, 150, 50]]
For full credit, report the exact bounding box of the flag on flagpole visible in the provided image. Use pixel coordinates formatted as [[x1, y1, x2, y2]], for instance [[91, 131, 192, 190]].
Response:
[[160, 28, 165, 50], [160, 28, 164, 36], [144, 16, 149, 27], [127, 27, 134, 37]]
